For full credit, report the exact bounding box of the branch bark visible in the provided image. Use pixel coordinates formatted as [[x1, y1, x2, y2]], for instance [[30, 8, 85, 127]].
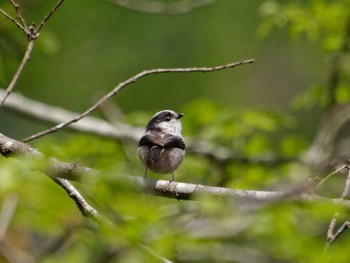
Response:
[[1, 133, 350, 210]]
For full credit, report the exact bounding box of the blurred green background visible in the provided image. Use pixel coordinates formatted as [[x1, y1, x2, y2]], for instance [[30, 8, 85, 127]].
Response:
[[1, 0, 324, 138], [1, 0, 350, 262]]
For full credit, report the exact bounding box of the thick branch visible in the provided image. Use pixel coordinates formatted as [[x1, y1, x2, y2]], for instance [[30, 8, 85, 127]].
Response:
[[1, 133, 350, 210], [0, 133, 97, 181]]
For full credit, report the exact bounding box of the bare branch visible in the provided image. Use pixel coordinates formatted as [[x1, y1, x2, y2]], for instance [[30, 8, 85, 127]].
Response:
[[1, 87, 297, 167], [0, 40, 35, 107], [0, 88, 144, 141], [109, 0, 214, 15], [8, 0, 28, 31], [0, 0, 65, 107], [0, 7, 27, 33], [316, 164, 348, 189], [53, 178, 113, 225], [325, 212, 350, 252], [0, 132, 97, 181], [2, 133, 350, 210], [21, 59, 254, 142], [36, 0, 65, 32], [0, 133, 173, 263]]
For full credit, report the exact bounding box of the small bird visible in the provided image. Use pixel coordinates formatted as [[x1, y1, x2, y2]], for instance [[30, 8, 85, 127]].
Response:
[[138, 110, 186, 181]]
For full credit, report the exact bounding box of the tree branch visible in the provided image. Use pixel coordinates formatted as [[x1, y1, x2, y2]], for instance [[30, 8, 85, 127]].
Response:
[[8, 0, 28, 32], [0, 87, 296, 167], [0, 0, 65, 107], [0, 40, 35, 107], [325, 212, 350, 252], [21, 59, 255, 142], [36, 0, 65, 32], [0, 7, 27, 33], [1, 133, 350, 210], [0, 133, 173, 263]]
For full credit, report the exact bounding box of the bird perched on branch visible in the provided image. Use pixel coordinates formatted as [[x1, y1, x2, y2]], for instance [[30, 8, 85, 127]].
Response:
[[138, 110, 186, 181]]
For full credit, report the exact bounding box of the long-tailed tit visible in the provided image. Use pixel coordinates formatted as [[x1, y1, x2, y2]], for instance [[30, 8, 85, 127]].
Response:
[[138, 110, 186, 181]]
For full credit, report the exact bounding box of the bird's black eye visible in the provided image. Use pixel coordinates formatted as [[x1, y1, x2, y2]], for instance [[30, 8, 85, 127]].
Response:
[[166, 116, 171, 121]]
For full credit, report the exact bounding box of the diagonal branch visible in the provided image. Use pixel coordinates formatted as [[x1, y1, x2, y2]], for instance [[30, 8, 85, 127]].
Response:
[[36, 0, 65, 32], [8, 0, 28, 32], [325, 213, 350, 252], [22, 59, 255, 142], [0, 87, 295, 166], [0, 7, 27, 33], [0, 40, 35, 107]]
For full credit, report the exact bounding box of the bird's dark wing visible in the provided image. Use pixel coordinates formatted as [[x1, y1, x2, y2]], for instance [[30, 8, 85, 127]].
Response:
[[163, 134, 186, 150], [138, 133, 163, 163], [139, 133, 185, 163], [138, 132, 162, 147]]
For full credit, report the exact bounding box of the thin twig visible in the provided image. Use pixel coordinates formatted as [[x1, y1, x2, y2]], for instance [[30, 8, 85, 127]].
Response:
[[22, 59, 254, 142], [325, 214, 350, 252], [0, 87, 296, 167], [316, 164, 348, 189], [0, 40, 35, 107], [0, 7, 27, 33], [53, 178, 113, 225], [8, 0, 27, 31], [0, 0, 65, 107], [51, 178, 174, 263], [36, 0, 65, 32]]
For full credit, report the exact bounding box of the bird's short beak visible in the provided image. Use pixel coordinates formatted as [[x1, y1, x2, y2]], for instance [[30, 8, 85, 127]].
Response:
[[177, 113, 184, 119]]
